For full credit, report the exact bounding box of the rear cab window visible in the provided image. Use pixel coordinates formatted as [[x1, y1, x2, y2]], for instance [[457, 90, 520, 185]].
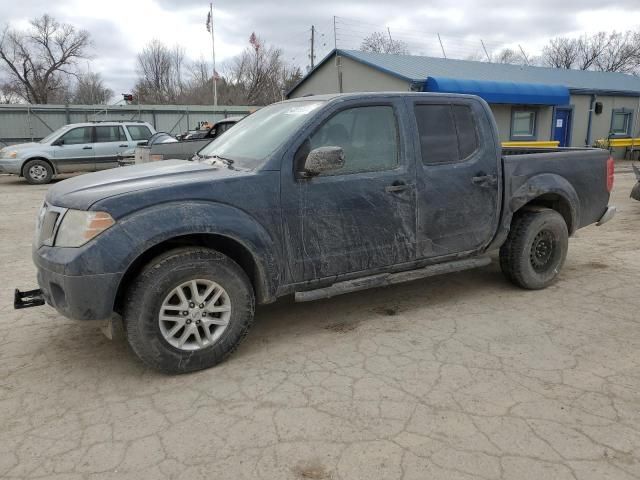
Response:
[[126, 125, 153, 141], [414, 103, 479, 164]]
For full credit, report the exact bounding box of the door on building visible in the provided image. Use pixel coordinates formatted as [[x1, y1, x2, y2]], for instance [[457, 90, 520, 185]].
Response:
[[553, 108, 572, 147]]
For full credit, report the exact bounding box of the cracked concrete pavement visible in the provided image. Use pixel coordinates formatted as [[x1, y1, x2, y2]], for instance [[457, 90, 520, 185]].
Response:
[[1, 167, 639, 479]]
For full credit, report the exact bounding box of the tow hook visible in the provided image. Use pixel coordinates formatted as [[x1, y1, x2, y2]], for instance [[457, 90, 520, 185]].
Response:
[[14, 288, 46, 309]]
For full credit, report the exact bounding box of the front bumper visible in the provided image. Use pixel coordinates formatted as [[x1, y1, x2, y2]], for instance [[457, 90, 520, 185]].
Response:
[[34, 248, 122, 321], [596, 206, 616, 226], [0, 158, 22, 175]]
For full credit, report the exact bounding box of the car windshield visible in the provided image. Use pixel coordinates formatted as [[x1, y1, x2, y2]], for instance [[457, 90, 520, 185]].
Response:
[[40, 125, 73, 144], [197, 100, 325, 169]]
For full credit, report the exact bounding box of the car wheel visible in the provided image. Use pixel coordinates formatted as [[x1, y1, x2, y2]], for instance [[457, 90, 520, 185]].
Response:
[[23, 159, 53, 185], [123, 247, 255, 374], [499, 209, 568, 290]]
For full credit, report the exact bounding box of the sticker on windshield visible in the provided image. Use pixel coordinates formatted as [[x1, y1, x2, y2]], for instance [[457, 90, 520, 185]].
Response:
[[284, 103, 322, 115]]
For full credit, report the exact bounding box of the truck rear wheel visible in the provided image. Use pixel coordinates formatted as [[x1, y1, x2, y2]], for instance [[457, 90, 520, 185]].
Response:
[[23, 159, 53, 185], [499, 209, 568, 290], [123, 247, 255, 374]]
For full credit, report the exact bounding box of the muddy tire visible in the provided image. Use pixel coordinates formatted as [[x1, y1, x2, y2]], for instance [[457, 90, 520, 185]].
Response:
[[23, 159, 53, 185], [499, 209, 568, 290], [124, 247, 255, 374]]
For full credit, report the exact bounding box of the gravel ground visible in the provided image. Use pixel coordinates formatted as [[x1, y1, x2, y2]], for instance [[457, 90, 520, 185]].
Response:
[[0, 167, 639, 480]]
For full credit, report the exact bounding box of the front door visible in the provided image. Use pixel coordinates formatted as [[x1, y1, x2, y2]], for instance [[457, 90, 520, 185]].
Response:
[[53, 126, 95, 173], [281, 100, 417, 283], [553, 108, 572, 147], [410, 98, 501, 259]]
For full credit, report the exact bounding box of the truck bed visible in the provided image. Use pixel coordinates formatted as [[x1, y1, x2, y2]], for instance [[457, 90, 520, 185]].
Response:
[[502, 147, 611, 231]]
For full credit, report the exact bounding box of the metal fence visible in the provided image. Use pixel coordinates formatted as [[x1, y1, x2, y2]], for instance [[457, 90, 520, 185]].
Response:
[[0, 103, 255, 146]]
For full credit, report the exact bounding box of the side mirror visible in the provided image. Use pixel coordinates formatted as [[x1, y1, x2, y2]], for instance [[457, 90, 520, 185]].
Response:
[[52, 139, 63, 146], [301, 146, 345, 178]]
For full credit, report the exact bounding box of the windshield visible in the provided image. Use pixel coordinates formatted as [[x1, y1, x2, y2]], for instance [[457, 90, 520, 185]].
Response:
[[197, 100, 325, 169], [40, 125, 73, 144]]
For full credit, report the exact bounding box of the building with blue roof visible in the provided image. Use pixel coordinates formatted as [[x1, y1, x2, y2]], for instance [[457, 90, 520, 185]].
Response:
[[288, 49, 640, 156]]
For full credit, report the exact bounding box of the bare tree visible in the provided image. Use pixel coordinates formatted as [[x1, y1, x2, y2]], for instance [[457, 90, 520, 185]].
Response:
[[72, 71, 113, 104], [595, 31, 640, 73], [360, 32, 409, 55], [0, 15, 90, 103], [493, 48, 527, 65], [222, 33, 302, 105], [542, 37, 579, 68], [134, 40, 188, 103], [541, 31, 640, 74]]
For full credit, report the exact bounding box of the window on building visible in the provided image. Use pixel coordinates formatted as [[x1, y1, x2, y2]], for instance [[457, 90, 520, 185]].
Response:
[[511, 109, 537, 139], [414, 104, 479, 165], [95, 126, 126, 143], [309, 105, 399, 175], [610, 109, 633, 137]]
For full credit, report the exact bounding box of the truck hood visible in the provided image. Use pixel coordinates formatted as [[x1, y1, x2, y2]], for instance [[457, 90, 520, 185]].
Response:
[[46, 160, 240, 211], [1, 142, 40, 154]]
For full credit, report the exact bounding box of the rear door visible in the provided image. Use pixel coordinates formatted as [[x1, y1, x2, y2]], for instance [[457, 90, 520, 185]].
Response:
[[410, 98, 501, 258], [53, 126, 95, 172], [281, 98, 417, 282], [94, 126, 129, 170]]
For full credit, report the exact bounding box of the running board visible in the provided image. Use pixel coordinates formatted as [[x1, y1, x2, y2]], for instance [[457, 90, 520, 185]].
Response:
[[294, 256, 492, 302]]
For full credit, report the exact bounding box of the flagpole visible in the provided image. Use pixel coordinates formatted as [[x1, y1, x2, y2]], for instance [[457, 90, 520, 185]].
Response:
[[210, 2, 217, 108]]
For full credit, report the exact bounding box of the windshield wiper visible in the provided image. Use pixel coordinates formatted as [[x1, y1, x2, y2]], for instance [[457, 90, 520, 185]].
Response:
[[203, 154, 235, 165]]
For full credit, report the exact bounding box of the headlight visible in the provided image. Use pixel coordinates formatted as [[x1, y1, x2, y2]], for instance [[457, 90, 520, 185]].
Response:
[[1, 150, 17, 159], [55, 210, 115, 247]]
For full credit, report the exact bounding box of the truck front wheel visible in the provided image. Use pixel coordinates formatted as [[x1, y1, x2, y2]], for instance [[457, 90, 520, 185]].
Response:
[[123, 247, 255, 374], [23, 159, 53, 185], [499, 209, 568, 290]]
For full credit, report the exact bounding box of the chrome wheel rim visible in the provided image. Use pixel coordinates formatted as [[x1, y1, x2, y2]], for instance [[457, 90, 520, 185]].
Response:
[[159, 279, 231, 351], [29, 165, 47, 181]]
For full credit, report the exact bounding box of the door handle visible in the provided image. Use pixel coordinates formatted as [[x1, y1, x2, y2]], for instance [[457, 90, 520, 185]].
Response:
[[119, 144, 128, 147], [385, 181, 410, 193], [82, 146, 93, 150], [471, 175, 497, 187]]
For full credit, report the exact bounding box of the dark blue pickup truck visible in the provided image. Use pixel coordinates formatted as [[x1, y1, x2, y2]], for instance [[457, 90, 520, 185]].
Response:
[[16, 92, 616, 373]]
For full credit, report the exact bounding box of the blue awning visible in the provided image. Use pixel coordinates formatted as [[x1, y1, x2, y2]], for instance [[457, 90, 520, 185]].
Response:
[[423, 77, 570, 105]]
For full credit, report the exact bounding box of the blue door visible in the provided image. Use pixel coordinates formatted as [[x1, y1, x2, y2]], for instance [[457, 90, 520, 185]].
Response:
[[553, 108, 572, 147]]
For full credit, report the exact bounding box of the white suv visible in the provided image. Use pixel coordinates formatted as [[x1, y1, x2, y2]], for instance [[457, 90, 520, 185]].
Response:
[[0, 121, 156, 184]]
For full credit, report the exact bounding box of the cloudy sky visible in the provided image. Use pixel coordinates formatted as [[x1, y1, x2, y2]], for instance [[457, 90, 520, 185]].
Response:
[[1, 0, 639, 97]]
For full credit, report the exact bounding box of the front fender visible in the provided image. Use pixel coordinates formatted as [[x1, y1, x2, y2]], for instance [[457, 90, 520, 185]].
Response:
[[43, 201, 280, 302]]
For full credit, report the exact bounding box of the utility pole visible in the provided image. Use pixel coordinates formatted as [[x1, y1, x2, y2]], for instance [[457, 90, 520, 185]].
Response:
[[310, 25, 315, 69], [387, 27, 393, 43], [480, 40, 491, 62], [437, 33, 447, 59], [209, 2, 218, 108]]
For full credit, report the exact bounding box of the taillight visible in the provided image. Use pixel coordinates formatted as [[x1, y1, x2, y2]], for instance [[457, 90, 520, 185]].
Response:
[[606, 156, 614, 192]]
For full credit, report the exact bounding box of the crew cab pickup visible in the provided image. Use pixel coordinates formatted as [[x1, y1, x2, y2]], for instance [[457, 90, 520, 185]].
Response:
[[16, 93, 616, 374]]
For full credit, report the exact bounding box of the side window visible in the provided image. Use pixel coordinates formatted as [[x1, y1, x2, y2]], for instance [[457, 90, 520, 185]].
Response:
[[414, 104, 458, 164], [59, 127, 93, 145], [95, 126, 126, 143], [309, 105, 399, 175], [453, 105, 479, 159], [127, 125, 152, 141]]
